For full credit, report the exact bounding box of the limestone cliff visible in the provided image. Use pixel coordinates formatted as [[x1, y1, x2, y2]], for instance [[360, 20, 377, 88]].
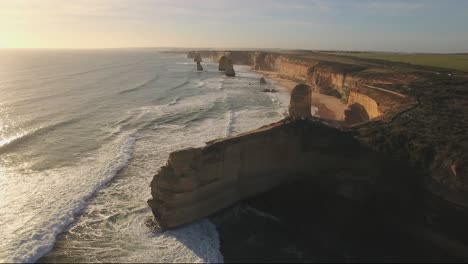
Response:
[[151, 50, 467, 233], [148, 119, 379, 229], [191, 50, 416, 122]]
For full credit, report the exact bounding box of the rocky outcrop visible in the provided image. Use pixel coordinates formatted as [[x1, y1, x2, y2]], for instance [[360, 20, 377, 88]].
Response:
[[153, 50, 467, 248], [225, 58, 235, 77], [219, 56, 228, 71], [193, 53, 203, 71], [193, 53, 202, 63], [148, 119, 379, 229], [262, 88, 278, 93], [289, 84, 312, 118]]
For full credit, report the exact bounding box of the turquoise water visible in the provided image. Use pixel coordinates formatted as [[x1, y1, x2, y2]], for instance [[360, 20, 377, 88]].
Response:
[[0, 49, 289, 262]]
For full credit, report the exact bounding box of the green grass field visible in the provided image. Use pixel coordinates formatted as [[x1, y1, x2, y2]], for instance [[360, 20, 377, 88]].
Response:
[[327, 52, 468, 72]]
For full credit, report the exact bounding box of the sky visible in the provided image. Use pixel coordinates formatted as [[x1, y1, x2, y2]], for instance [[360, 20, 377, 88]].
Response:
[[1, 0, 467, 52]]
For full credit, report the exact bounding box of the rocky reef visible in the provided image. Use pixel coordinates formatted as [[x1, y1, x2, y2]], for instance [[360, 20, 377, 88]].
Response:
[[151, 50, 468, 260]]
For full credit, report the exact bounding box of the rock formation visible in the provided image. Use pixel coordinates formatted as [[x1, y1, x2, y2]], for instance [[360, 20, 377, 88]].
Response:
[[261, 88, 278, 93], [225, 58, 235, 77], [194, 53, 203, 71], [155, 50, 467, 254], [148, 119, 378, 230], [218, 56, 228, 71], [344, 103, 370, 125], [288, 84, 312, 118], [260, 77, 267, 84]]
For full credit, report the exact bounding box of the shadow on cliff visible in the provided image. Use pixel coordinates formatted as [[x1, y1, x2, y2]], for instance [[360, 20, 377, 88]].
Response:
[[210, 170, 463, 263]]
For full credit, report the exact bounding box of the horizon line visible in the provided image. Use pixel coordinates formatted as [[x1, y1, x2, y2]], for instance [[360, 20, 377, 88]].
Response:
[[1, 47, 467, 55]]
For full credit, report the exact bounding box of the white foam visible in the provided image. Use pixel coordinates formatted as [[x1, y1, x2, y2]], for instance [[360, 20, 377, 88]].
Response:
[[1, 53, 293, 263], [168, 97, 180, 106], [311, 106, 319, 117], [0, 132, 28, 148], [225, 111, 238, 137], [245, 206, 281, 223], [0, 133, 136, 263]]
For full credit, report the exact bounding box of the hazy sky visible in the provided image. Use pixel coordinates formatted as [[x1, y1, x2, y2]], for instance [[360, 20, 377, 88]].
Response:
[[1, 0, 467, 52]]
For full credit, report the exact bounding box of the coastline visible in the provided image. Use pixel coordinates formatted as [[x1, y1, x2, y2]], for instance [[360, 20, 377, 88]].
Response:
[[254, 69, 346, 121], [153, 50, 468, 262]]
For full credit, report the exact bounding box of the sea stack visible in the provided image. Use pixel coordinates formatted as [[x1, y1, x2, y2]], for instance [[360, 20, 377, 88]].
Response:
[[194, 53, 203, 71], [218, 56, 228, 71], [289, 84, 312, 118], [225, 58, 235, 77], [260, 77, 267, 84]]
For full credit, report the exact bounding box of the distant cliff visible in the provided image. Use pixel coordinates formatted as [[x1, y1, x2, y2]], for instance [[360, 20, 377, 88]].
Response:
[[189, 50, 416, 124]]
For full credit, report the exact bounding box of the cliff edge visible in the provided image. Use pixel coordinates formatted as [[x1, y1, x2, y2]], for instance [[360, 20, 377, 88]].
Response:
[[149, 51, 467, 258], [148, 118, 381, 229], [184, 50, 467, 207]]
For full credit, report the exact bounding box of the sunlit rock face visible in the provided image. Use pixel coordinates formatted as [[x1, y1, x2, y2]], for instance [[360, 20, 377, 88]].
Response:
[[147, 119, 377, 230], [218, 56, 228, 71], [225, 58, 235, 77], [289, 84, 312, 118], [170, 50, 468, 241]]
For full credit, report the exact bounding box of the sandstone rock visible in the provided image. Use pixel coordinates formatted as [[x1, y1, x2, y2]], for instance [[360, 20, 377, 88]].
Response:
[[176, 50, 468, 234], [261, 88, 278, 93], [193, 53, 202, 63], [344, 103, 370, 125], [260, 77, 267, 84], [193, 53, 203, 71], [218, 56, 228, 71], [148, 119, 376, 229], [225, 59, 235, 77], [288, 84, 312, 118], [196, 62, 203, 71]]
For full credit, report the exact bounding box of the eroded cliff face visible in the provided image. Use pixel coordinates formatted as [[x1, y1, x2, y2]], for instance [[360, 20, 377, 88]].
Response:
[[192, 50, 416, 123], [278, 59, 311, 83], [178, 50, 467, 230], [148, 119, 380, 229]]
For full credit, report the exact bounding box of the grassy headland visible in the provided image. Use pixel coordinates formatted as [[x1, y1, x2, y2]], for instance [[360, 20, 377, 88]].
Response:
[[325, 52, 468, 72]]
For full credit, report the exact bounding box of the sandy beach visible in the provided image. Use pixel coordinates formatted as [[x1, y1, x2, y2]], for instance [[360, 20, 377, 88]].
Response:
[[256, 70, 347, 121]]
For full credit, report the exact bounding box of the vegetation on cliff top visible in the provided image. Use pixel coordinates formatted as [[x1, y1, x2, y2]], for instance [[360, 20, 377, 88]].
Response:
[[326, 52, 468, 72]]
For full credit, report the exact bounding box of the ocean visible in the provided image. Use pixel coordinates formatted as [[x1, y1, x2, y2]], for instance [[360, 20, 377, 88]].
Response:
[[0, 49, 290, 263]]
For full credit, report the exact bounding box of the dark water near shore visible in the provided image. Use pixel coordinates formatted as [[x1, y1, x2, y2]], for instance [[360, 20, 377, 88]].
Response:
[[0, 49, 290, 262]]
